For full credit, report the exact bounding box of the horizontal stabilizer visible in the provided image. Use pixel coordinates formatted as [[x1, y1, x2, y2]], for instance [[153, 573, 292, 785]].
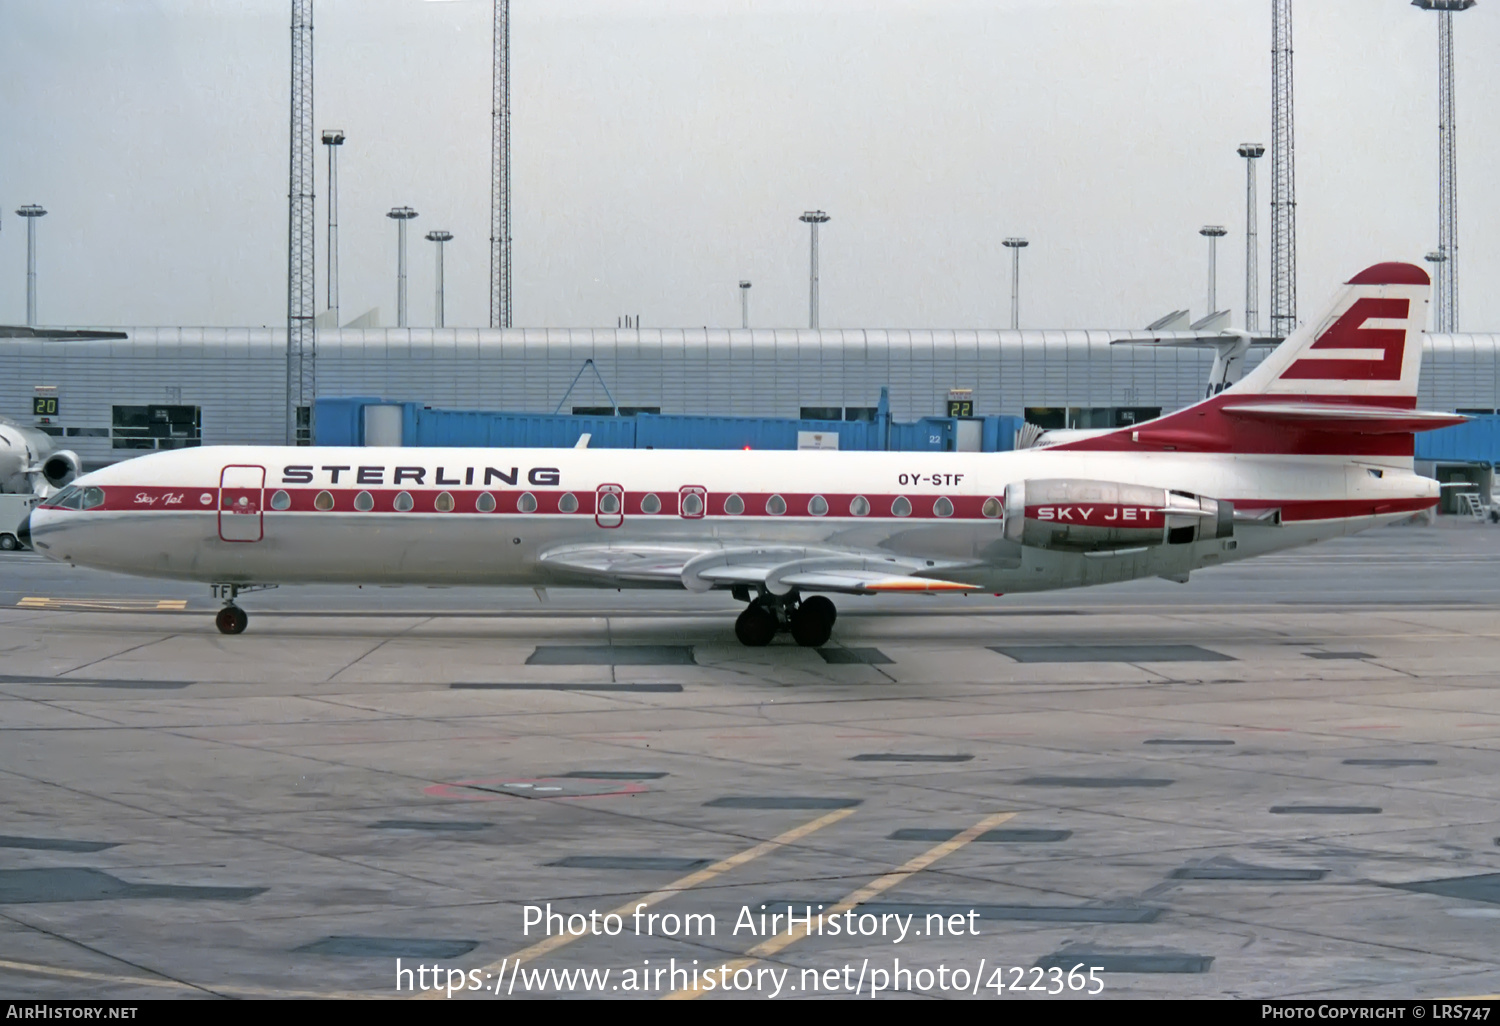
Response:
[[1145, 309, 1190, 331], [1220, 402, 1468, 434], [1109, 331, 1280, 349]]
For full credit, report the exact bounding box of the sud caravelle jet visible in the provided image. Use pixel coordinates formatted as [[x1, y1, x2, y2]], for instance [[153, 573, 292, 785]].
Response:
[[22, 263, 1461, 646], [0, 416, 81, 498]]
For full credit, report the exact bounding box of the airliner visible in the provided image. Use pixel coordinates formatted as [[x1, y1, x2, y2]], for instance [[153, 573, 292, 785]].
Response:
[[22, 263, 1460, 647]]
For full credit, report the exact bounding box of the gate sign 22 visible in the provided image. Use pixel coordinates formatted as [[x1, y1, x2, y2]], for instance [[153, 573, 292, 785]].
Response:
[[946, 399, 973, 417], [33, 396, 59, 416]]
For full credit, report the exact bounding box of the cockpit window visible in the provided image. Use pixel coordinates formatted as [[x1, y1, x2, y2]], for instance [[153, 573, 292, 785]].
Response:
[[81, 487, 106, 510], [48, 486, 84, 509]]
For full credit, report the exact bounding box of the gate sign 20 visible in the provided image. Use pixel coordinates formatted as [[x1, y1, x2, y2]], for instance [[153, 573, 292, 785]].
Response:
[[33, 396, 58, 416]]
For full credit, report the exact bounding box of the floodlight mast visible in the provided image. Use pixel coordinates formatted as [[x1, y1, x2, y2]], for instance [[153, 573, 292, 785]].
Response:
[[426, 230, 453, 328], [1237, 143, 1264, 331], [15, 205, 47, 326], [1270, 0, 1297, 338], [387, 207, 419, 328], [799, 211, 830, 329], [1002, 237, 1028, 330], [1200, 225, 1228, 316], [286, 0, 315, 446], [1413, 0, 1476, 332], [490, 0, 512, 329], [322, 130, 345, 325]]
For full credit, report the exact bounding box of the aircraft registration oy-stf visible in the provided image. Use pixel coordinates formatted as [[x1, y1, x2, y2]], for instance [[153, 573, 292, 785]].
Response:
[[23, 263, 1462, 646]]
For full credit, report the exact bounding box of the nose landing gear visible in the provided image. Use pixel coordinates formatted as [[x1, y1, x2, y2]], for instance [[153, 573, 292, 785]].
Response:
[[733, 592, 837, 648], [210, 583, 276, 635], [215, 605, 248, 635]]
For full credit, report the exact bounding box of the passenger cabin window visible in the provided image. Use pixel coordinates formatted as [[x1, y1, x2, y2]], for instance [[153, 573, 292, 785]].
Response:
[[435, 491, 456, 512], [981, 496, 1002, 519], [270, 490, 292, 511], [641, 493, 661, 514], [891, 496, 912, 517], [393, 491, 414, 512], [680, 491, 704, 517], [723, 494, 744, 515], [808, 495, 828, 516], [933, 496, 954, 518], [849, 495, 870, 517], [354, 491, 375, 512], [598, 492, 620, 515], [516, 492, 537, 514], [314, 490, 335, 511], [476, 492, 496, 513], [765, 494, 786, 516], [558, 492, 579, 513]]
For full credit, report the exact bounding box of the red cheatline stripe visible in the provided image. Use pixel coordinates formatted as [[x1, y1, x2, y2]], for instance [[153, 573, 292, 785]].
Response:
[[47, 488, 1434, 524], [66, 487, 1003, 521]]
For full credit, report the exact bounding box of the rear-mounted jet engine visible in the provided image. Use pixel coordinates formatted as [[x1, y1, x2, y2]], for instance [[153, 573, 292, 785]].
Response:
[[1003, 479, 1233, 552]]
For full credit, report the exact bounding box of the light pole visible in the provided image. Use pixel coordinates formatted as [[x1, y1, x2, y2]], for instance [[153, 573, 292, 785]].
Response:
[[1413, 0, 1477, 332], [1002, 237, 1028, 330], [16, 205, 47, 325], [1200, 225, 1228, 315], [1237, 143, 1264, 331], [426, 230, 453, 328], [322, 130, 345, 324], [739, 280, 751, 329], [1424, 250, 1448, 330], [387, 206, 418, 327], [798, 211, 830, 329]]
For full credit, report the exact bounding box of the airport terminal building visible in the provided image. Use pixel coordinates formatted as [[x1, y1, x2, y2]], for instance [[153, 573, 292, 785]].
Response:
[[4, 325, 1500, 468]]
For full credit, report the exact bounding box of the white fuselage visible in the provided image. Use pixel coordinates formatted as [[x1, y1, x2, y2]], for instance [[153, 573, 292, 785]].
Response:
[[26, 444, 1436, 596]]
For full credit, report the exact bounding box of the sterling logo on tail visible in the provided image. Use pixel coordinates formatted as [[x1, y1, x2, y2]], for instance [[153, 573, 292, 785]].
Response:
[[1280, 297, 1410, 382]]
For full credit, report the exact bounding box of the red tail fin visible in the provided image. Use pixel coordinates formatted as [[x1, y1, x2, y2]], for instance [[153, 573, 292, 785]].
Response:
[[1051, 262, 1463, 458]]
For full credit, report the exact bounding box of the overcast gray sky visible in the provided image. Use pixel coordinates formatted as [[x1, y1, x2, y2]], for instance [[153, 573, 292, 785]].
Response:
[[2, 0, 1497, 331]]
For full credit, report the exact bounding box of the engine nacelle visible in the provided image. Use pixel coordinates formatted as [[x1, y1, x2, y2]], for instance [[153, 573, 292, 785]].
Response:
[[1003, 479, 1233, 552], [39, 450, 82, 490]]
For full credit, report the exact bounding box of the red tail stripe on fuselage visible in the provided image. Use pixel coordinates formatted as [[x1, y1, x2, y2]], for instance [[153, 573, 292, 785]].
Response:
[[1049, 393, 1420, 456]]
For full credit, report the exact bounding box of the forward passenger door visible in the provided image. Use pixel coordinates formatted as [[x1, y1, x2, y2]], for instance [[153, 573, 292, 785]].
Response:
[[218, 465, 265, 542]]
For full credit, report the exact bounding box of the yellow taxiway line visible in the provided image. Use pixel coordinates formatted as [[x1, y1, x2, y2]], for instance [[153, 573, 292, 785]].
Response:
[[2, 810, 856, 1001], [416, 806, 858, 1000], [16, 597, 187, 610], [664, 810, 1016, 1000]]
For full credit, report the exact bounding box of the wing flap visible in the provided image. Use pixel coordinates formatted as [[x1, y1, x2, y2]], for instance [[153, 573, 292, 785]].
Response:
[[781, 570, 981, 593]]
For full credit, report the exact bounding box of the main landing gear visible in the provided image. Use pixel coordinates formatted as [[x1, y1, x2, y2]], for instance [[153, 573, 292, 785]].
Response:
[[733, 592, 837, 648], [210, 583, 276, 635]]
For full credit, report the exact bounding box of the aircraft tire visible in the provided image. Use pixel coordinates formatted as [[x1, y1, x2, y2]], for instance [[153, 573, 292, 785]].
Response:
[[800, 595, 836, 629], [0, 534, 16, 551], [734, 603, 777, 647], [215, 606, 248, 635], [789, 602, 833, 648]]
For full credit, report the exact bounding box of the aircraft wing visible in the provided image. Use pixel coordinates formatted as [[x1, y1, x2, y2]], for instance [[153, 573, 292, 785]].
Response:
[[538, 542, 982, 595]]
